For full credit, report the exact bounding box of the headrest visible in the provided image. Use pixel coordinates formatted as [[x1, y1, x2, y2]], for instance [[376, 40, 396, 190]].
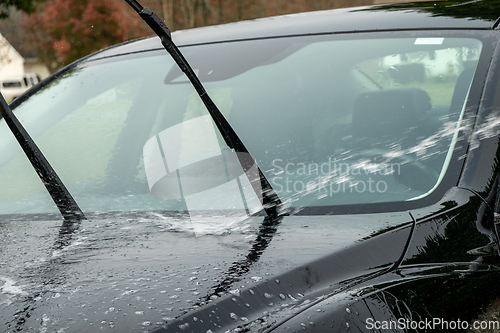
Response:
[[352, 88, 431, 141]]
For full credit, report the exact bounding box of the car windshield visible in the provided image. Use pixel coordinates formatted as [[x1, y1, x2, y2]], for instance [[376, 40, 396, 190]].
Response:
[[0, 33, 484, 217]]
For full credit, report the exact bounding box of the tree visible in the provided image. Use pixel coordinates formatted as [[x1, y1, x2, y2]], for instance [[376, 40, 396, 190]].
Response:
[[0, 0, 46, 19], [23, 0, 151, 70]]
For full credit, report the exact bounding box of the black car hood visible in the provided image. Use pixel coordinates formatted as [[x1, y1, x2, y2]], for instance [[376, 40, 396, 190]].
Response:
[[152, 214, 414, 333], [151, 187, 499, 333], [1, 186, 496, 332], [0, 210, 412, 332]]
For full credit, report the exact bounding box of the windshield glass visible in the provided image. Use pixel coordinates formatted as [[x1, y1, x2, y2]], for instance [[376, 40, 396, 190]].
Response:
[[0, 33, 484, 216]]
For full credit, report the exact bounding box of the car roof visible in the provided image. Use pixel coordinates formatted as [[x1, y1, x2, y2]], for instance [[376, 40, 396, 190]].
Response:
[[90, 0, 500, 60]]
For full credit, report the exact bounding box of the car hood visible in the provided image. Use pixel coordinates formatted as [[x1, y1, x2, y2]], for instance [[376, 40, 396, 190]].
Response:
[[0, 211, 412, 332]]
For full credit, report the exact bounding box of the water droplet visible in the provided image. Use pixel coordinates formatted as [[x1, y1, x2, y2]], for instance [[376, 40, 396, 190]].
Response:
[[345, 308, 351, 313], [229, 289, 240, 297], [264, 293, 274, 299], [279, 294, 286, 300], [230, 313, 238, 320], [135, 311, 144, 315], [178, 323, 190, 330], [193, 317, 198, 322], [275, 279, 280, 284]]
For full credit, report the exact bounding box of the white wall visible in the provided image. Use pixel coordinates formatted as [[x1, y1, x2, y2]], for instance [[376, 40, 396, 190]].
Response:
[[0, 33, 24, 79]]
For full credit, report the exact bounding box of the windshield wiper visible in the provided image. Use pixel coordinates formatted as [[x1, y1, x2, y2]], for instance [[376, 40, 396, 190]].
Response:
[[0, 95, 85, 222], [125, 0, 284, 217]]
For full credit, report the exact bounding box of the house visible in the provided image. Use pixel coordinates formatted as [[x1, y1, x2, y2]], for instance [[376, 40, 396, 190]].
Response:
[[0, 33, 49, 101]]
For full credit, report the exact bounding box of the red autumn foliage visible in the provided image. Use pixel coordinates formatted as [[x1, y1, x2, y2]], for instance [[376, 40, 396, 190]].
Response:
[[23, 0, 151, 70]]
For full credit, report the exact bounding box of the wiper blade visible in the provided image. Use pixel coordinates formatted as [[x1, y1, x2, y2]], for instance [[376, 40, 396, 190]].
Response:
[[0, 94, 85, 222], [125, 0, 284, 216]]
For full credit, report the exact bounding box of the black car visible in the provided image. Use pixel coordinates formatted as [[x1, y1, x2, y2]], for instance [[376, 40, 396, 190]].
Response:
[[2, 0, 500, 332]]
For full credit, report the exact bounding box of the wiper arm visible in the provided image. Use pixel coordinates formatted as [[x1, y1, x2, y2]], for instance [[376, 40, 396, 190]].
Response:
[[125, 0, 284, 216], [0, 94, 85, 222]]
